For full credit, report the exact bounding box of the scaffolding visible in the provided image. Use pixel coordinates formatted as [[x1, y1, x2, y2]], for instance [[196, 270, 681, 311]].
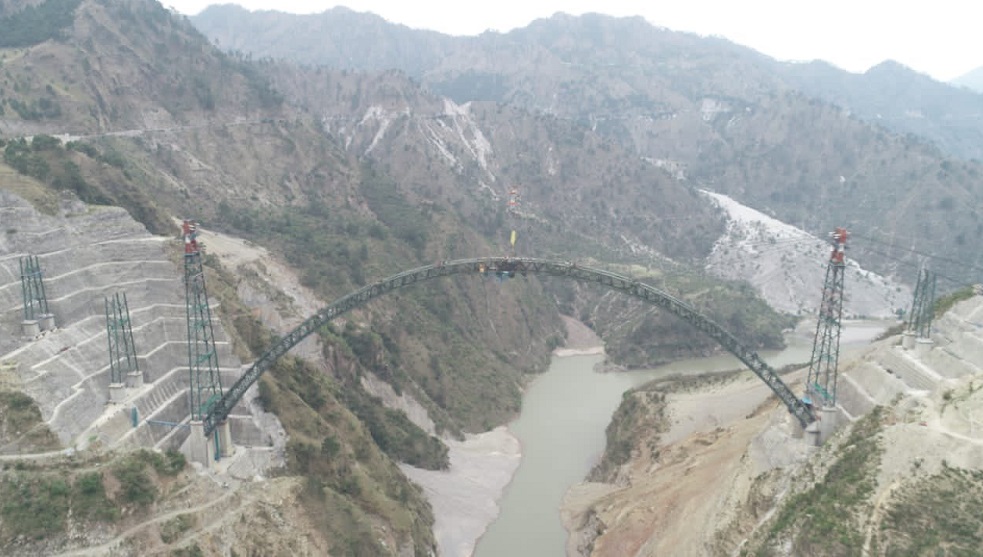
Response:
[[183, 221, 223, 421], [805, 228, 848, 407], [105, 292, 140, 385]]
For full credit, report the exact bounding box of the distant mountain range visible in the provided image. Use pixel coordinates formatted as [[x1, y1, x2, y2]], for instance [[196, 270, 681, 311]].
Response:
[[953, 66, 983, 93], [194, 5, 983, 163], [192, 5, 983, 284]]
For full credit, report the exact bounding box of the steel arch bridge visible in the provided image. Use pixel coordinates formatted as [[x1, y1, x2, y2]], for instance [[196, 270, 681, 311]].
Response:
[[202, 257, 816, 435]]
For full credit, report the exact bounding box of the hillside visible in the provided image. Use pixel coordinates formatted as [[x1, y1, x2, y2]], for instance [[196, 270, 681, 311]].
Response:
[[952, 65, 983, 93], [566, 291, 983, 555], [0, 1, 803, 555], [777, 60, 983, 162], [192, 7, 983, 286]]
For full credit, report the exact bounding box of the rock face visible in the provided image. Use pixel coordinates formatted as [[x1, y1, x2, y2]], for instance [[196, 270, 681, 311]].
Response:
[[703, 190, 910, 318], [0, 190, 279, 459]]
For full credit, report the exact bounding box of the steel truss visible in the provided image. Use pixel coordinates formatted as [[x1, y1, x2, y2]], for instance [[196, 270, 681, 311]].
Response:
[[19, 255, 49, 321], [183, 222, 223, 421], [203, 257, 815, 435], [806, 229, 848, 407], [106, 291, 140, 384], [907, 268, 936, 339]]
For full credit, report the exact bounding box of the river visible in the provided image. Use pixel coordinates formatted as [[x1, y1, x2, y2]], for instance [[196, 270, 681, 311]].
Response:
[[473, 319, 887, 556]]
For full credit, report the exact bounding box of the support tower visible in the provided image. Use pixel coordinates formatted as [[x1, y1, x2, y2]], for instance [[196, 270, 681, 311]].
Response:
[[907, 268, 936, 339], [105, 292, 141, 397], [805, 228, 848, 408], [183, 221, 223, 422], [19, 255, 54, 335]]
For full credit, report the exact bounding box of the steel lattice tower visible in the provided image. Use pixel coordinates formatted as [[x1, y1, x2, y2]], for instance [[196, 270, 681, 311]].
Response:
[[183, 221, 223, 421], [907, 268, 937, 339], [106, 292, 140, 385], [19, 255, 49, 321], [805, 228, 848, 407]]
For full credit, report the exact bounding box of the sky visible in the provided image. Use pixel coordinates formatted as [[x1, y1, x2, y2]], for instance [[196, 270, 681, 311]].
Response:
[[163, 1, 980, 81]]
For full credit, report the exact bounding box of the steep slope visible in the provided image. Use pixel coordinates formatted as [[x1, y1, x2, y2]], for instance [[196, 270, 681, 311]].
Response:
[[567, 292, 983, 556], [703, 191, 910, 318]]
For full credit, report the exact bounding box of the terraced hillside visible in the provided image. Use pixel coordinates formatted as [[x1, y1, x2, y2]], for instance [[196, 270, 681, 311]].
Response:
[[0, 189, 276, 460]]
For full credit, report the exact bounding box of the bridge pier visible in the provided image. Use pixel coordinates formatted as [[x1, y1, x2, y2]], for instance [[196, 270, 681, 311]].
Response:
[[218, 420, 235, 458], [108, 383, 127, 403], [915, 337, 934, 358], [902, 331, 916, 350], [819, 405, 838, 444], [803, 405, 840, 446], [38, 313, 56, 332], [187, 420, 213, 467], [21, 320, 40, 337]]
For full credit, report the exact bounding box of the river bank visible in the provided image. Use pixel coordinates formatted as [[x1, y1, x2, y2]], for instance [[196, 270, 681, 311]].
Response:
[[405, 316, 892, 556], [559, 319, 895, 556]]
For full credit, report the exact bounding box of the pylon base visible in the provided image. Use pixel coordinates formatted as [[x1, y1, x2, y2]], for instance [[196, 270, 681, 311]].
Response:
[[38, 313, 55, 331], [109, 383, 127, 403], [902, 332, 916, 350], [21, 320, 40, 337], [915, 338, 934, 358], [187, 421, 212, 467], [125, 371, 144, 389]]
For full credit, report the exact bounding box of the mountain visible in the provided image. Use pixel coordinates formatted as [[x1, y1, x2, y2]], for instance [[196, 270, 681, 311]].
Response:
[[0, 1, 801, 554], [192, 7, 983, 286], [952, 65, 983, 93], [778, 59, 983, 161]]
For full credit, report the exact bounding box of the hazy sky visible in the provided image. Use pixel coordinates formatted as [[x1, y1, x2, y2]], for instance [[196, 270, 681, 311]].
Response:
[[164, 1, 979, 81]]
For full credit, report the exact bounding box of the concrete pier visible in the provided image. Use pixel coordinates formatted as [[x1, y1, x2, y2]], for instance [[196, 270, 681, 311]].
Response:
[[38, 313, 56, 332], [187, 420, 212, 467], [109, 383, 127, 403], [902, 331, 916, 350], [218, 420, 234, 458], [819, 405, 838, 444], [125, 371, 144, 389], [21, 320, 40, 337], [915, 337, 934, 358]]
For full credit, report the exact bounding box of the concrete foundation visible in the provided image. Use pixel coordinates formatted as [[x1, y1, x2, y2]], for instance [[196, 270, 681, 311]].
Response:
[[125, 371, 144, 389], [218, 420, 235, 458], [902, 331, 916, 350], [109, 383, 127, 403], [187, 420, 212, 467], [21, 320, 40, 337], [38, 313, 55, 331], [915, 337, 935, 358], [819, 405, 839, 444]]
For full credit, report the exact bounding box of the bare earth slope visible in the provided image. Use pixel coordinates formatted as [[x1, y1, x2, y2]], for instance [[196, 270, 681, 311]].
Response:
[[564, 294, 983, 556]]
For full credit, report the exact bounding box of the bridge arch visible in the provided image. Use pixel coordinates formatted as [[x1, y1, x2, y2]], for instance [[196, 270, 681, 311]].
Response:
[[203, 257, 815, 435]]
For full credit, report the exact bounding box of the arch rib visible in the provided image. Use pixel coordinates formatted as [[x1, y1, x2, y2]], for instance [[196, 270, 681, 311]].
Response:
[[203, 257, 815, 435]]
